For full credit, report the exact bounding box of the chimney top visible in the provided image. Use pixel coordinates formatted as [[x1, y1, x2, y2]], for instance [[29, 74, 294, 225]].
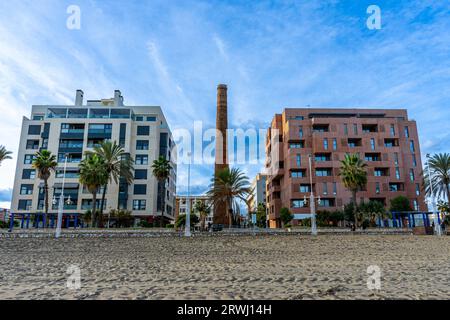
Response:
[[75, 89, 84, 106], [217, 84, 227, 89], [114, 90, 124, 106]]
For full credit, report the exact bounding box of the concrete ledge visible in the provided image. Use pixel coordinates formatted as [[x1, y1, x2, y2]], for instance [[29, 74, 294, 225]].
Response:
[[0, 228, 412, 238]]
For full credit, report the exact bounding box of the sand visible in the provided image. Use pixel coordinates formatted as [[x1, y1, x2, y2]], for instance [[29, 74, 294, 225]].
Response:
[[0, 234, 448, 299]]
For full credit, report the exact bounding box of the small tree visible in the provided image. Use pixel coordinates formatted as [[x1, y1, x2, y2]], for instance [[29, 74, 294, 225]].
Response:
[[175, 214, 199, 228], [280, 207, 293, 227], [389, 196, 412, 212], [256, 203, 267, 228], [194, 200, 210, 231]]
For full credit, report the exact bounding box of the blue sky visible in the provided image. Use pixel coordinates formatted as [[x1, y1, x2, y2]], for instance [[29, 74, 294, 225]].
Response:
[[0, 0, 449, 207]]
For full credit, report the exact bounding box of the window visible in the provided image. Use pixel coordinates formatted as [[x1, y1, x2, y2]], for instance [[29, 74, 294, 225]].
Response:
[[390, 124, 395, 136], [147, 116, 157, 121], [26, 140, 39, 149], [300, 184, 311, 193], [410, 140, 415, 152], [413, 200, 419, 211], [18, 200, 32, 210], [55, 169, 79, 179], [133, 200, 146, 210], [375, 182, 380, 194], [316, 169, 332, 177], [415, 183, 420, 196], [394, 153, 399, 166], [315, 154, 330, 162], [313, 124, 329, 133], [136, 140, 149, 150], [333, 182, 337, 195], [292, 200, 306, 208], [134, 184, 147, 195], [89, 108, 109, 119], [68, 108, 88, 119], [395, 167, 400, 179], [28, 125, 41, 135], [404, 126, 409, 138], [137, 126, 150, 136], [353, 124, 358, 135], [135, 116, 144, 121], [365, 153, 380, 161], [412, 154, 417, 167], [58, 153, 82, 163], [22, 169, 36, 179], [42, 138, 48, 150], [24, 154, 35, 164], [32, 115, 44, 120], [410, 169, 415, 181], [374, 168, 388, 177], [291, 170, 305, 178], [135, 169, 148, 180], [299, 126, 303, 138], [323, 138, 328, 150], [323, 182, 328, 195], [384, 138, 398, 147], [344, 124, 348, 135], [135, 155, 148, 165], [296, 154, 301, 166], [370, 138, 375, 150], [318, 199, 334, 207], [289, 142, 304, 149], [61, 123, 85, 133], [20, 184, 33, 195], [348, 138, 362, 148], [81, 199, 105, 210], [332, 138, 337, 151]]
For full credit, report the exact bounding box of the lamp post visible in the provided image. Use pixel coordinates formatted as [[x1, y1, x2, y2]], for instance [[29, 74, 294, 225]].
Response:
[[185, 152, 192, 237], [308, 154, 318, 235], [426, 154, 441, 236], [55, 154, 68, 238]]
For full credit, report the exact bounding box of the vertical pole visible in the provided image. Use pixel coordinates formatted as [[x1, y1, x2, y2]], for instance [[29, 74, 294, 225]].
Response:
[[9, 212, 14, 232], [74, 215, 78, 229], [21, 214, 24, 229], [309, 154, 317, 236], [56, 154, 68, 238], [412, 213, 415, 228], [26, 213, 30, 228], [185, 152, 192, 237]]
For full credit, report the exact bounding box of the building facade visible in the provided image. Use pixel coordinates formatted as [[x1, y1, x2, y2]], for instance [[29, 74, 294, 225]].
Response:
[[175, 195, 214, 227], [265, 108, 425, 228], [247, 173, 268, 213], [11, 90, 177, 224]]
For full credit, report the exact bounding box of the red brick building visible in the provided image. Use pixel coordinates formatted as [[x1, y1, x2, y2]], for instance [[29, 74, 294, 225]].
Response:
[[265, 108, 426, 228]]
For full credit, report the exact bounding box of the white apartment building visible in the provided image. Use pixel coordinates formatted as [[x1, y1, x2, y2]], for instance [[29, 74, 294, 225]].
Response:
[[175, 195, 214, 227], [11, 90, 176, 224], [247, 173, 267, 212]]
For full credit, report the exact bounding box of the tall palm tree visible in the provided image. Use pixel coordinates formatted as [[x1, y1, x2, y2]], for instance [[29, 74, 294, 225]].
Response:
[[423, 153, 450, 202], [79, 154, 108, 227], [86, 141, 134, 219], [194, 200, 210, 231], [32, 150, 57, 221], [152, 156, 172, 227], [207, 167, 252, 227], [339, 153, 368, 227], [0, 145, 12, 166]]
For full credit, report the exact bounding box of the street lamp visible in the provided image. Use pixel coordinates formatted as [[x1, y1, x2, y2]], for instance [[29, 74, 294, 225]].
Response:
[[308, 154, 318, 235], [185, 152, 192, 237], [55, 154, 68, 238], [426, 154, 441, 236]]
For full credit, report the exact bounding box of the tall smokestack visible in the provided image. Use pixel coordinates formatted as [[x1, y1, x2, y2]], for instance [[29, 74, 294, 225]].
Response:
[[215, 84, 228, 171], [213, 84, 230, 225]]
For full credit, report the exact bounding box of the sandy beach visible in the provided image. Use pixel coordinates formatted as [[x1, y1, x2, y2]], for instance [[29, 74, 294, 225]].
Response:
[[0, 234, 448, 300]]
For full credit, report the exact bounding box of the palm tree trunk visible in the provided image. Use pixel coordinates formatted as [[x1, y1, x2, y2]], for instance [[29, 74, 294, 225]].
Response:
[[159, 179, 165, 228], [100, 184, 107, 226], [44, 179, 49, 228], [352, 190, 358, 227], [227, 198, 232, 228], [92, 192, 97, 228], [446, 182, 450, 204]]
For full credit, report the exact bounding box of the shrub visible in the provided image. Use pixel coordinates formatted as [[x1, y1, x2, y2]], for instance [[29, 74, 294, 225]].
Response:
[[280, 207, 293, 226], [165, 224, 174, 228], [284, 223, 292, 228], [139, 220, 153, 228]]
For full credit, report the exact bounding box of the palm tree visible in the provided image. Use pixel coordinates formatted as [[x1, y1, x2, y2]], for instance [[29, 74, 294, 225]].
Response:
[[86, 141, 134, 223], [151, 156, 172, 227], [423, 153, 450, 202], [79, 154, 108, 227], [339, 153, 368, 227], [207, 167, 252, 227], [0, 145, 12, 166], [32, 150, 57, 222], [194, 200, 210, 231]]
